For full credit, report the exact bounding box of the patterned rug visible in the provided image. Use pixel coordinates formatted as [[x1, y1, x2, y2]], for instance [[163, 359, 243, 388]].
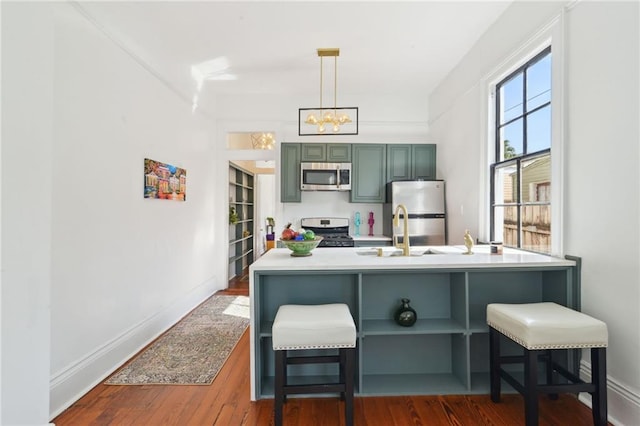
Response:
[[105, 295, 250, 385]]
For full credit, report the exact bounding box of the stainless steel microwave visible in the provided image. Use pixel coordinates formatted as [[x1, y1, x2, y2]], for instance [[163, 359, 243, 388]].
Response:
[[300, 162, 352, 191]]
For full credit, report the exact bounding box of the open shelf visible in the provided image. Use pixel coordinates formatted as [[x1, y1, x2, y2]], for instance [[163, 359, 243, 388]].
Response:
[[228, 163, 254, 280], [229, 249, 254, 264], [229, 235, 254, 245], [361, 318, 466, 335], [229, 181, 253, 190], [361, 373, 467, 396]]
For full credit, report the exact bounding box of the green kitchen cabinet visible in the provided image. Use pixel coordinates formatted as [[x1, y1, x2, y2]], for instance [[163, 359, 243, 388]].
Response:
[[351, 144, 386, 203], [327, 144, 351, 161], [281, 143, 301, 202], [413, 144, 437, 179], [387, 144, 436, 182], [301, 143, 326, 161], [301, 143, 351, 162]]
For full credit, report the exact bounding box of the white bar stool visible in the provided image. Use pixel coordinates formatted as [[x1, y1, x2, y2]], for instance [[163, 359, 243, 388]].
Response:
[[487, 302, 608, 426], [272, 303, 357, 426]]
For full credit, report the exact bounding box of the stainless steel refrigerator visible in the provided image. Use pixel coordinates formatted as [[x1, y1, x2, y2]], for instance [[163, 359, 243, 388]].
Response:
[[383, 180, 447, 245]]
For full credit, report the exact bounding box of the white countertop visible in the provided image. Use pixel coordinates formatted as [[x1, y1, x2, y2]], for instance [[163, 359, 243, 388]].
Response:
[[251, 245, 575, 272]]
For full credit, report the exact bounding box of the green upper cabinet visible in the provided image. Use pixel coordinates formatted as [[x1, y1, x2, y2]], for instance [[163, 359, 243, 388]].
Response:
[[301, 143, 351, 162], [281, 143, 301, 202], [351, 144, 387, 203], [327, 144, 351, 162], [386, 144, 436, 182], [301, 143, 326, 161], [386, 145, 412, 181], [283, 142, 434, 204], [412, 144, 437, 180]]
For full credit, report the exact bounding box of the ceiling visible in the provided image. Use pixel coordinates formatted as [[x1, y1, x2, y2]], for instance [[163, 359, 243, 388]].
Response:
[[75, 1, 512, 116]]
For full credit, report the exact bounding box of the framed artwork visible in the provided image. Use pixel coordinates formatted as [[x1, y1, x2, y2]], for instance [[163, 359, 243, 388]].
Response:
[[144, 158, 186, 201]]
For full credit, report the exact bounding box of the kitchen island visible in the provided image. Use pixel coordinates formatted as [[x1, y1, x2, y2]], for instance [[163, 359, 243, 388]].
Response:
[[248, 245, 580, 401]]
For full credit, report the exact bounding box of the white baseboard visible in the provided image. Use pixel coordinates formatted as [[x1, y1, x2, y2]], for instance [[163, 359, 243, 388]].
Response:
[[48, 279, 217, 420], [579, 359, 640, 426]]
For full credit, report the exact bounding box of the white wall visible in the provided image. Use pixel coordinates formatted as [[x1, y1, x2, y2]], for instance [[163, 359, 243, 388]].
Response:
[[429, 1, 640, 424], [48, 3, 223, 418], [1, 3, 54, 425], [3, 2, 224, 422], [565, 3, 639, 423]]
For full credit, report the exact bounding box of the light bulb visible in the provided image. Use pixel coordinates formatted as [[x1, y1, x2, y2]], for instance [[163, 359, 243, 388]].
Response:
[[318, 124, 326, 133], [323, 111, 334, 122], [333, 124, 340, 133], [305, 114, 318, 125]]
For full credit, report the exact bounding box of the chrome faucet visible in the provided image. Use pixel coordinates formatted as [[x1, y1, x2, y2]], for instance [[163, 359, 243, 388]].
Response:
[[393, 204, 411, 256]]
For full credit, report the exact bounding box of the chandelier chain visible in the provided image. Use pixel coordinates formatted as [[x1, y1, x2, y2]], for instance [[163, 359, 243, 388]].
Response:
[[320, 56, 323, 111], [334, 55, 337, 112], [302, 48, 352, 134]]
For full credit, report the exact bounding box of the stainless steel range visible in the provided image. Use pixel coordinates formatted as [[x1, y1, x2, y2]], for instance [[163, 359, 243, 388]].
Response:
[[300, 217, 354, 248]]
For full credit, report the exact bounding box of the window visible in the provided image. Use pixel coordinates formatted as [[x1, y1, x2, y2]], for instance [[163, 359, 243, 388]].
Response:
[[490, 47, 552, 254]]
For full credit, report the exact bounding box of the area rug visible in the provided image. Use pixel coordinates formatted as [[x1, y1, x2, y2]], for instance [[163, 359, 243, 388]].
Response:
[[105, 295, 250, 385]]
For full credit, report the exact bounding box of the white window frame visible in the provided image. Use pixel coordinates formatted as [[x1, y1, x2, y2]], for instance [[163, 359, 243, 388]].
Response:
[[479, 12, 566, 256]]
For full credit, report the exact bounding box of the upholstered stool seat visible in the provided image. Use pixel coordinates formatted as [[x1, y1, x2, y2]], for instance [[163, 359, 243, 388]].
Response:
[[272, 303, 356, 426], [272, 304, 357, 350], [487, 302, 608, 426]]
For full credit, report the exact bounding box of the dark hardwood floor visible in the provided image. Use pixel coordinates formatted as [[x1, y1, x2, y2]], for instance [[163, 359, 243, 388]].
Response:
[[220, 269, 251, 295], [53, 269, 603, 425]]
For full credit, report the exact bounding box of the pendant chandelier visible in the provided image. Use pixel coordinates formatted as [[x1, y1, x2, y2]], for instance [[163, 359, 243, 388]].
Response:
[[251, 132, 275, 150], [302, 48, 356, 135]]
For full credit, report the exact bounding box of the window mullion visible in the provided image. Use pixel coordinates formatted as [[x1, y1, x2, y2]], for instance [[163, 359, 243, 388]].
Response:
[[490, 164, 495, 240], [514, 158, 520, 248], [520, 68, 526, 249], [526, 102, 550, 116], [495, 88, 502, 161], [523, 69, 528, 154]]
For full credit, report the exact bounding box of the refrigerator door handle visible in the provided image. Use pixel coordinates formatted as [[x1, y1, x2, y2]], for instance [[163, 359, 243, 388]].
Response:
[[406, 213, 446, 219]]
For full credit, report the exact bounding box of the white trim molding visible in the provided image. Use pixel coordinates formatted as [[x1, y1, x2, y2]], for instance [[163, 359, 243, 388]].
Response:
[[49, 280, 216, 419], [479, 11, 566, 256], [580, 359, 640, 426]]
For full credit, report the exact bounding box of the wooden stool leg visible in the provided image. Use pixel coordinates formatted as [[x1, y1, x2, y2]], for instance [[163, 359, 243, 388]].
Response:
[[489, 327, 501, 402], [344, 348, 355, 426], [524, 348, 539, 426], [545, 349, 558, 400], [339, 348, 346, 401], [274, 350, 285, 426], [591, 347, 608, 426]]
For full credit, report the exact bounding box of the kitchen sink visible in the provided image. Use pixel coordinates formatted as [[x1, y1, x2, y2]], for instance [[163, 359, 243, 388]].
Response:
[[355, 248, 443, 257]]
